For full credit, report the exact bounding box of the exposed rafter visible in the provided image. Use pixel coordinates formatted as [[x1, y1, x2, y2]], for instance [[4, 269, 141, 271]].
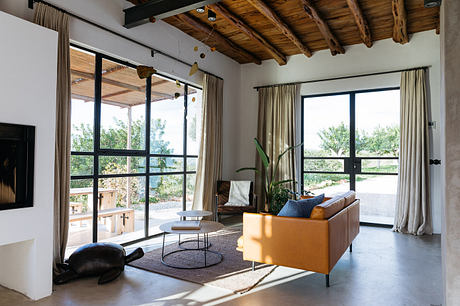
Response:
[[209, 3, 286, 65], [246, 0, 312, 58], [72, 65, 126, 86], [299, 0, 345, 55], [175, 13, 262, 65], [392, 0, 409, 44], [345, 0, 372, 48]]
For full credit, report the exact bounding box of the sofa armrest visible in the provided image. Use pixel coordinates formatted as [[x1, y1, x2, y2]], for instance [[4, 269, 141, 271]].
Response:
[[243, 213, 330, 274]]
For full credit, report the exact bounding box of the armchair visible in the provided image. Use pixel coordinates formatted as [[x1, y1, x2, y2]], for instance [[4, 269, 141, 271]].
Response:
[[215, 180, 257, 221]]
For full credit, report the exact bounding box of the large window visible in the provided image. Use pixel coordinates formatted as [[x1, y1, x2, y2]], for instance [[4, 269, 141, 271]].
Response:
[[68, 46, 202, 254], [302, 88, 400, 225]]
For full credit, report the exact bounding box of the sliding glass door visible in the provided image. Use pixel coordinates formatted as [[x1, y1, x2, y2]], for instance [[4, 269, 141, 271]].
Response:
[[68, 45, 201, 255], [302, 88, 400, 225]]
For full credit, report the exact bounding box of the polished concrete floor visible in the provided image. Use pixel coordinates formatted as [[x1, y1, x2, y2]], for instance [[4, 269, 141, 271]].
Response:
[[0, 221, 442, 306]]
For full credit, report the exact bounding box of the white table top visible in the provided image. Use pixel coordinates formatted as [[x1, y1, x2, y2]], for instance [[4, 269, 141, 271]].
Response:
[[159, 220, 224, 234], [176, 210, 213, 218]]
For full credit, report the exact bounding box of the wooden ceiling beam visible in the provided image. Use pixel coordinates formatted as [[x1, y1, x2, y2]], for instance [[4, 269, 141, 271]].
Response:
[[209, 3, 287, 65], [175, 13, 261, 65], [246, 0, 312, 58], [345, 0, 372, 48], [299, 0, 345, 56], [392, 0, 408, 44]]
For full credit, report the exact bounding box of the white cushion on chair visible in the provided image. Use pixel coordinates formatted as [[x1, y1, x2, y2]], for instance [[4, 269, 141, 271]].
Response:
[[224, 180, 251, 206]]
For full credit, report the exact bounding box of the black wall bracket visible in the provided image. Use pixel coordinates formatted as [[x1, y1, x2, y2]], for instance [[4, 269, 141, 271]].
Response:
[[430, 159, 442, 165]]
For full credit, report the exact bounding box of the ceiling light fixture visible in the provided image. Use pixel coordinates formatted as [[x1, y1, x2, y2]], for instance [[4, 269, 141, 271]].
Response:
[[424, 0, 441, 8], [208, 10, 216, 22], [196, 6, 205, 13]]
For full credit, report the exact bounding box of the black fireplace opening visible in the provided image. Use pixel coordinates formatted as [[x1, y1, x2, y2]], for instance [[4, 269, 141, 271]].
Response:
[[0, 123, 35, 210]]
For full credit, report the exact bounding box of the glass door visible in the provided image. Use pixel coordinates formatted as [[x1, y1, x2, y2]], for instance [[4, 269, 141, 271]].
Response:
[[302, 88, 400, 225], [302, 94, 351, 196], [354, 89, 400, 224]]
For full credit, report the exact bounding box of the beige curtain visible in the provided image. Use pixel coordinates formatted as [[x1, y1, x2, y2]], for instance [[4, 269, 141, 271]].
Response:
[[192, 74, 223, 219], [34, 3, 72, 270], [256, 84, 299, 211], [393, 69, 432, 235]]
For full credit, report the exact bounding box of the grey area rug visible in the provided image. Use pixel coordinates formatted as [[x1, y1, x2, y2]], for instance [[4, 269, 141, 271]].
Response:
[[128, 229, 277, 293]]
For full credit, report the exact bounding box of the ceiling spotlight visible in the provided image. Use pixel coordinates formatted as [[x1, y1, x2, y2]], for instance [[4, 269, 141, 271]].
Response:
[[208, 10, 216, 22], [424, 0, 441, 8], [196, 6, 205, 13]]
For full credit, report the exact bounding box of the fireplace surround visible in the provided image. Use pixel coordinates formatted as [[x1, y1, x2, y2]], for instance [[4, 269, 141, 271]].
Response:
[[0, 122, 35, 210]]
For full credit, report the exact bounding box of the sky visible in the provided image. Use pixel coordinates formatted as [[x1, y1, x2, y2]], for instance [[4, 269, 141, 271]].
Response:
[[303, 89, 400, 152]]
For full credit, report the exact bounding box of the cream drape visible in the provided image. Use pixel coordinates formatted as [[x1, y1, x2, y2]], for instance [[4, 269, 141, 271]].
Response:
[[34, 3, 72, 270], [256, 85, 299, 211], [393, 69, 432, 235], [192, 74, 223, 219]]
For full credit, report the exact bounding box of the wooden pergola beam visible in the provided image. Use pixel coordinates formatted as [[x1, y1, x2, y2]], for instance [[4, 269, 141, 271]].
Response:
[[392, 0, 408, 44], [175, 13, 261, 65], [71, 69, 174, 99], [209, 3, 287, 65], [299, 0, 345, 55], [345, 0, 373, 48], [246, 0, 312, 58]]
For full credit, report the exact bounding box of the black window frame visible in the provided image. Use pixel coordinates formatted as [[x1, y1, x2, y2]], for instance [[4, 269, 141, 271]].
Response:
[[69, 44, 202, 246], [301, 87, 400, 194]]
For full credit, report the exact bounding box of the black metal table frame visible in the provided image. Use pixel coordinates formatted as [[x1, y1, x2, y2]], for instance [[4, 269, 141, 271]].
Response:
[[161, 232, 223, 269]]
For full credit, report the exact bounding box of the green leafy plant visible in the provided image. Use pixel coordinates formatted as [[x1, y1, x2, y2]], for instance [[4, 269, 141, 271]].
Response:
[[237, 138, 301, 211], [268, 187, 291, 215]]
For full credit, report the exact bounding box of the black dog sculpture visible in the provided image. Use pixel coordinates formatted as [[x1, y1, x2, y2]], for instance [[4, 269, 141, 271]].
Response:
[[54, 242, 144, 285]]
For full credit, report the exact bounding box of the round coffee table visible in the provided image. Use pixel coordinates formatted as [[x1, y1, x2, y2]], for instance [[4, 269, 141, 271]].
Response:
[[176, 210, 213, 249], [177, 210, 213, 220], [159, 220, 224, 269]]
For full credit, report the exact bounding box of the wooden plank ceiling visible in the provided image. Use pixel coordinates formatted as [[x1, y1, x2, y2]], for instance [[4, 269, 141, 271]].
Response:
[[128, 0, 439, 65]]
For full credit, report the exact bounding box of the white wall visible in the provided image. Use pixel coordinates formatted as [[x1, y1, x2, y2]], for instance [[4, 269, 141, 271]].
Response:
[[440, 1, 460, 304], [238, 31, 442, 233], [0, 11, 57, 300], [0, 0, 242, 180]]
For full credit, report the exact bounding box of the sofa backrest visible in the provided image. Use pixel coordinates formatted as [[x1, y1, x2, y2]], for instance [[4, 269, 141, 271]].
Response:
[[308, 191, 356, 220], [310, 196, 345, 219]]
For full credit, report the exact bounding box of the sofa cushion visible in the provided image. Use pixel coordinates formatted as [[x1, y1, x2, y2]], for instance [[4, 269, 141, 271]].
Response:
[[277, 194, 325, 218], [310, 195, 346, 219], [236, 235, 244, 252], [343, 190, 356, 207]]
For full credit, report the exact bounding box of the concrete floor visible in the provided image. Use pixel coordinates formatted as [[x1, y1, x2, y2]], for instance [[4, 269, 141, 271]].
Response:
[[0, 221, 442, 306]]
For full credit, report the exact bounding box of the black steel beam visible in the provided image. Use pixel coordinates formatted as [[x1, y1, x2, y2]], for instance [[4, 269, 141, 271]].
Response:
[[124, 0, 221, 28]]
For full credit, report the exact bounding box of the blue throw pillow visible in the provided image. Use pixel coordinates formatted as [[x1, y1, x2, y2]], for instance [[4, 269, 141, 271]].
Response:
[[277, 194, 325, 218]]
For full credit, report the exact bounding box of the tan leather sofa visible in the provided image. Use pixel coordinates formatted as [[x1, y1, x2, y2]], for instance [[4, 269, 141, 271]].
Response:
[[242, 191, 359, 287]]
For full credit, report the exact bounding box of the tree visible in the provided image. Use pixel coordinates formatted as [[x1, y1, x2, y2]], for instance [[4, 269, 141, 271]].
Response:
[[317, 122, 368, 156], [317, 122, 349, 156], [71, 116, 182, 203], [316, 123, 399, 158], [367, 125, 400, 157]]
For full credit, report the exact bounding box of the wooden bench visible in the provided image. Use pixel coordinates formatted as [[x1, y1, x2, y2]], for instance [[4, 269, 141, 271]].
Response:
[[69, 207, 135, 235]]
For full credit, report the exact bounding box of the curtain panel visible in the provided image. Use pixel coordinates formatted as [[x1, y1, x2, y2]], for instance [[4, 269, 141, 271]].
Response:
[[192, 74, 223, 218], [34, 3, 72, 271], [393, 68, 432, 235], [256, 84, 299, 211]]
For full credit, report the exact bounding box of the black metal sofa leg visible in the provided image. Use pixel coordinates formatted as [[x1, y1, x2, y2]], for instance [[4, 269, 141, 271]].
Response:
[[350, 243, 353, 252], [326, 274, 330, 287], [252, 261, 255, 271]]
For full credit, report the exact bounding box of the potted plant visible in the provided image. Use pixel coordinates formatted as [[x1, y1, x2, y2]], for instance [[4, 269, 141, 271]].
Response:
[[237, 138, 301, 213]]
